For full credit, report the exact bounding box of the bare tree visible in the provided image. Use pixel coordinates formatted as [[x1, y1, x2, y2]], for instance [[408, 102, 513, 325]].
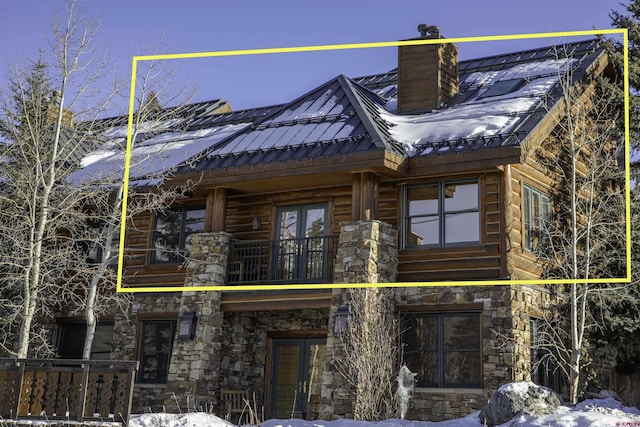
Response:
[[334, 288, 399, 420], [0, 0, 114, 357], [75, 54, 198, 360], [528, 48, 628, 404], [0, 0, 194, 359]]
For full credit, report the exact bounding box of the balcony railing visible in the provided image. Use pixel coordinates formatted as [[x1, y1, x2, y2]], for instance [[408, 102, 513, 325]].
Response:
[[0, 358, 138, 425], [227, 235, 338, 285]]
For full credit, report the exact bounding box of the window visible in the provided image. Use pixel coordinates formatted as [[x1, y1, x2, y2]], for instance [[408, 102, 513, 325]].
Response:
[[85, 223, 120, 266], [404, 181, 479, 248], [530, 318, 564, 392], [57, 322, 114, 359], [139, 320, 176, 384], [523, 185, 551, 252], [401, 312, 482, 388], [275, 204, 329, 281], [478, 78, 526, 99], [151, 206, 205, 264]]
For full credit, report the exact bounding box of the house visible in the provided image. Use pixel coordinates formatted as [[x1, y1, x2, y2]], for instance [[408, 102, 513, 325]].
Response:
[[53, 28, 623, 421]]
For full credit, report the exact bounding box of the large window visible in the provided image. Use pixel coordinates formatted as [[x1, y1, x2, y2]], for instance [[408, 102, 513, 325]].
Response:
[[523, 185, 551, 252], [401, 312, 482, 388], [151, 206, 205, 264], [404, 181, 479, 248], [57, 322, 114, 359], [139, 320, 176, 384]]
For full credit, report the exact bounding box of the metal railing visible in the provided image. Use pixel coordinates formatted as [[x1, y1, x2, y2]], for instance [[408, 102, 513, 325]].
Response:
[[0, 358, 138, 425], [227, 235, 338, 285]]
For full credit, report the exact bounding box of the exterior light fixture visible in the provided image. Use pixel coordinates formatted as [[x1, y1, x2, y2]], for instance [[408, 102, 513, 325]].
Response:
[[178, 311, 198, 340], [332, 305, 349, 336], [252, 216, 261, 231]]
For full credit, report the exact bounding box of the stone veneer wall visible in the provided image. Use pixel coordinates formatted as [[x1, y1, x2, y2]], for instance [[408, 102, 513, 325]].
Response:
[[162, 232, 229, 411], [394, 285, 516, 420], [509, 285, 562, 384], [321, 220, 398, 420], [110, 292, 183, 413], [111, 232, 229, 413]]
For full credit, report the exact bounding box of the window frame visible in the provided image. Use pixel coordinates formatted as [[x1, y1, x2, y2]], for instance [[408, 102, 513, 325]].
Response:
[[400, 311, 482, 389], [57, 321, 114, 360], [522, 184, 551, 252], [150, 205, 206, 265], [138, 319, 176, 384], [403, 179, 481, 249], [85, 222, 120, 267], [529, 317, 564, 393]]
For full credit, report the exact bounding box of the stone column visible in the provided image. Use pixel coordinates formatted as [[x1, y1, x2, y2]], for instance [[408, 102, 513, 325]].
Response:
[[321, 220, 398, 420], [163, 232, 230, 411]]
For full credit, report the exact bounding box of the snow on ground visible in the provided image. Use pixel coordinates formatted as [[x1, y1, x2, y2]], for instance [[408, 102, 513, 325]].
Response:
[[124, 397, 640, 427]]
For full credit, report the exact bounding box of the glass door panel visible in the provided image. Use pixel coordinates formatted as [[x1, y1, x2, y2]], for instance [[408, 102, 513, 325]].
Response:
[[270, 338, 326, 419], [274, 204, 327, 282], [272, 343, 301, 419]]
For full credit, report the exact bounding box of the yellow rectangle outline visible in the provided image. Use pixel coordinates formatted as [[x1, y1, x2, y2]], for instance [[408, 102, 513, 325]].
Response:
[[116, 28, 631, 293]]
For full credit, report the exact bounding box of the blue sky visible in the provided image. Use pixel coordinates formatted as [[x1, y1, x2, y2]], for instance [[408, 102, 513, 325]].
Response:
[[0, 0, 622, 113]]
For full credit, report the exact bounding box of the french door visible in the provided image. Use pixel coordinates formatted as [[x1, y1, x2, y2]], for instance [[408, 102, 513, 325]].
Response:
[[274, 204, 328, 282], [269, 338, 326, 419]]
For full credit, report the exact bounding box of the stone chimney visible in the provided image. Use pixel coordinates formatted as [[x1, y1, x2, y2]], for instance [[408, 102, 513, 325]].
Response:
[[397, 24, 458, 114]]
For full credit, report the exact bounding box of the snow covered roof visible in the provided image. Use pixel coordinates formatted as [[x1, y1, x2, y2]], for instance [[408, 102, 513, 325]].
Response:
[[72, 38, 606, 187]]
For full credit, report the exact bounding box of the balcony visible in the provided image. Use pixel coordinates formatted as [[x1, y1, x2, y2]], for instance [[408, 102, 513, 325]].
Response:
[[227, 236, 338, 285]]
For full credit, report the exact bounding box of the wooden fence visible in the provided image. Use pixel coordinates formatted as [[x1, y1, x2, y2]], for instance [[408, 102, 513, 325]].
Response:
[[0, 358, 138, 425]]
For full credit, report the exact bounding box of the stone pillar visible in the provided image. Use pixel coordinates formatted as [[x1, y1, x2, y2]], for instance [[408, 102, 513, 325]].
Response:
[[321, 220, 398, 420], [163, 232, 229, 411]]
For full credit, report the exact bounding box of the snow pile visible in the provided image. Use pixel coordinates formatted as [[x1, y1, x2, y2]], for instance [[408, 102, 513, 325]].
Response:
[[379, 58, 574, 155], [129, 412, 234, 427], [124, 397, 640, 427]]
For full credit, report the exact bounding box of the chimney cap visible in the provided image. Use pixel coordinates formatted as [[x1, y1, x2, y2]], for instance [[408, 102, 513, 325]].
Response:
[[417, 24, 440, 38]]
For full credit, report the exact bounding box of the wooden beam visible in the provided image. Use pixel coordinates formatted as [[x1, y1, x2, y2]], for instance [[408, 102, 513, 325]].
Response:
[[351, 171, 380, 221], [351, 172, 361, 221], [212, 187, 228, 232], [361, 171, 379, 220], [204, 189, 215, 232]]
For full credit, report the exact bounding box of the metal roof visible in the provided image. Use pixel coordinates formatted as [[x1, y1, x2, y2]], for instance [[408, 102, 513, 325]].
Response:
[[74, 38, 608, 185], [177, 74, 404, 173]]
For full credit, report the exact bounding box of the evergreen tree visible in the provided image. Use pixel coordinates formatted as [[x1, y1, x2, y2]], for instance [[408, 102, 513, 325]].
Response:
[[608, 0, 640, 169], [585, 0, 640, 398]]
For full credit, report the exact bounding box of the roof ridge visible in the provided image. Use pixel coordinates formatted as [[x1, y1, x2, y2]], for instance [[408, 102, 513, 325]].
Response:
[[337, 76, 406, 156]]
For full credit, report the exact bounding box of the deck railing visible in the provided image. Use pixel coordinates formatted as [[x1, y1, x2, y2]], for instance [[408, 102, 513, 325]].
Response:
[[227, 235, 338, 285], [0, 358, 138, 425]]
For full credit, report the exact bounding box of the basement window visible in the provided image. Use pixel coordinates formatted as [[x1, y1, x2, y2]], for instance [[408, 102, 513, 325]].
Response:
[[478, 78, 526, 99], [401, 312, 482, 388], [138, 320, 176, 384], [57, 321, 114, 359]]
